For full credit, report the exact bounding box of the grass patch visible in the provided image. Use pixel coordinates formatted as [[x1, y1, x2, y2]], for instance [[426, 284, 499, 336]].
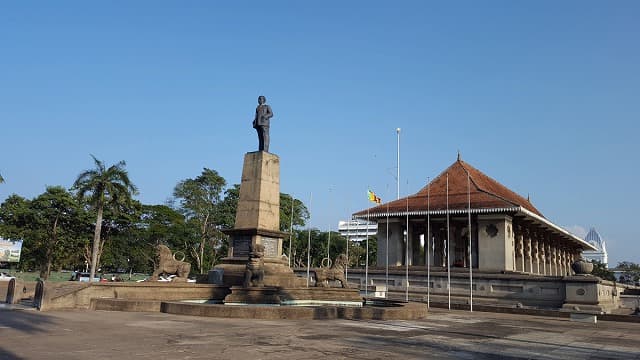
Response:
[[0, 269, 149, 282]]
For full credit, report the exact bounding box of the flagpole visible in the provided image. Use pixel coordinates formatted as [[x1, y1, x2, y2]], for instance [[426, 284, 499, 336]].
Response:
[[345, 213, 350, 282], [386, 184, 390, 297], [468, 174, 473, 312], [405, 180, 409, 302], [306, 192, 312, 287], [427, 177, 431, 309], [327, 187, 332, 264], [366, 206, 370, 298], [396, 128, 401, 199], [289, 195, 294, 268], [447, 173, 451, 310]]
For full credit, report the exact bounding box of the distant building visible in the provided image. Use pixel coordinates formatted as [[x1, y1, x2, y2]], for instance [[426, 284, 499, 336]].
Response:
[[337, 219, 377, 242], [582, 227, 608, 267]]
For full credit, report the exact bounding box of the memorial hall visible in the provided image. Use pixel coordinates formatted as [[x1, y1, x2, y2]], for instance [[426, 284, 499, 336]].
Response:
[[354, 155, 597, 276]]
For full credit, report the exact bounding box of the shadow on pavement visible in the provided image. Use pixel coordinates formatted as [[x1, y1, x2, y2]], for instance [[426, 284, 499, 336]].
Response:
[[0, 309, 55, 359]]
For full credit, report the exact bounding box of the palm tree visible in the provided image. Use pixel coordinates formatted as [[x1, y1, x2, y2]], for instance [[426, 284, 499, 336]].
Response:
[[73, 155, 138, 281]]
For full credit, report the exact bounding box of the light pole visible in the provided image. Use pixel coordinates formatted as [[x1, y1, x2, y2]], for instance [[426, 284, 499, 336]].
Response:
[[289, 196, 294, 268], [396, 128, 401, 199]]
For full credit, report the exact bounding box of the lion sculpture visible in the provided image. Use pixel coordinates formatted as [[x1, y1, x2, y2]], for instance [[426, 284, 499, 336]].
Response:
[[313, 254, 349, 288], [151, 245, 191, 282], [243, 243, 265, 287]]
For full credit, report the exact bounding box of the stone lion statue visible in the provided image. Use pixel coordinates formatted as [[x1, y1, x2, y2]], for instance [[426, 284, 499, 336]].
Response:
[[314, 254, 349, 288], [243, 243, 265, 287], [151, 245, 191, 282]]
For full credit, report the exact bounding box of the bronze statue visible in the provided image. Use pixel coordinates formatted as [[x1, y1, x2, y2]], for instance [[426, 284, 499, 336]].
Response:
[[252, 95, 273, 152]]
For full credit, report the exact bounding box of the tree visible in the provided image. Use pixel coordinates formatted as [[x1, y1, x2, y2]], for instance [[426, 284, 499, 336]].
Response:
[[132, 204, 195, 274], [279, 193, 310, 233], [0, 172, 4, 183], [173, 168, 227, 273], [217, 184, 240, 229], [616, 261, 640, 284], [0, 195, 32, 270], [30, 186, 87, 279], [589, 260, 615, 281], [72, 155, 138, 281]]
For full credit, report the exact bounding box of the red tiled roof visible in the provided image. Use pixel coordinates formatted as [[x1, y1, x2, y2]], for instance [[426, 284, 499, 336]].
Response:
[[354, 158, 544, 217]]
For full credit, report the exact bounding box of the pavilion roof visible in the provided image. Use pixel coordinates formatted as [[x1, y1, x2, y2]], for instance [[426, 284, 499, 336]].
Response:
[[354, 157, 543, 217]]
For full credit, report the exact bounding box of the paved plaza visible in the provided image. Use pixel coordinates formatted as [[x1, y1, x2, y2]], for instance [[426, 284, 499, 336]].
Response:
[[1, 306, 639, 359]]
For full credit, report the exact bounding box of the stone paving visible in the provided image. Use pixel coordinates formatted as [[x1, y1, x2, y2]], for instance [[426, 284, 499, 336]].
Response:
[[1, 306, 639, 359]]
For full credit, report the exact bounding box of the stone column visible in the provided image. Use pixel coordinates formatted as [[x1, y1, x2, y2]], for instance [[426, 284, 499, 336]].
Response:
[[560, 248, 566, 276], [515, 226, 524, 272], [568, 249, 576, 275], [532, 233, 539, 275], [545, 241, 552, 276], [540, 236, 546, 275], [524, 229, 532, 274], [551, 245, 557, 276]]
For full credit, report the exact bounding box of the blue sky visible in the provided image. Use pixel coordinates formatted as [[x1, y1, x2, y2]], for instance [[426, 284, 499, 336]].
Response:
[[1, 1, 638, 265]]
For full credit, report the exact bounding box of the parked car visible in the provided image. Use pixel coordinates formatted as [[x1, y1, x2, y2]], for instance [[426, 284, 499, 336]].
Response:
[[0, 271, 15, 281], [69, 271, 100, 282]]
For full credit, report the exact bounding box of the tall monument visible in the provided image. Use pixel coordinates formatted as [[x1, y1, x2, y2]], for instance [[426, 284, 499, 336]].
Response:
[[214, 96, 298, 287]]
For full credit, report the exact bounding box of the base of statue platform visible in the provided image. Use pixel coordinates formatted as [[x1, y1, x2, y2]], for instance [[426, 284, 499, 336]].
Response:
[[225, 286, 281, 305], [223, 286, 363, 307], [212, 257, 306, 288]]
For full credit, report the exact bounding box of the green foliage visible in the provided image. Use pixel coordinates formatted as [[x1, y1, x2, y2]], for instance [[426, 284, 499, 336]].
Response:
[[347, 237, 377, 268], [616, 261, 640, 284], [589, 260, 615, 281], [279, 193, 310, 233], [1, 164, 320, 280], [73, 155, 139, 212], [284, 228, 376, 269], [173, 168, 227, 273], [0, 189, 91, 277], [72, 155, 138, 280], [217, 184, 240, 229]]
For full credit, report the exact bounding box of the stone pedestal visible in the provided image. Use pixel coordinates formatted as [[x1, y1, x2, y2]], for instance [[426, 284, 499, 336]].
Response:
[[225, 287, 282, 305], [215, 152, 297, 287], [224, 286, 363, 306]]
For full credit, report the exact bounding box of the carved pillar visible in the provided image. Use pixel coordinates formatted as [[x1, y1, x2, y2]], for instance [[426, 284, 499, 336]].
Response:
[[532, 233, 540, 275], [515, 226, 524, 272], [524, 229, 532, 274], [551, 245, 557, 276], [545, 240, 552, 276], [568, 249, 575, 275], [560, 248, 566, 276], [540, 236, 546, 275]]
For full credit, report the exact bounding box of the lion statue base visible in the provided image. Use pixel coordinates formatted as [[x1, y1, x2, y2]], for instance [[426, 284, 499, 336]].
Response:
[[151, 245, 191, 282]]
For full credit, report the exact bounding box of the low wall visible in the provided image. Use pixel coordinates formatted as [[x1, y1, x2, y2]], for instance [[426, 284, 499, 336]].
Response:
[[35, 281, 231, 311], [333, 268, 627, 313], [2, 279, 36, 304]]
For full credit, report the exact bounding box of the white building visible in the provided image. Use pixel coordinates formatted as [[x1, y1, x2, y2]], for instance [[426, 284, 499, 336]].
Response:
[[337, 219, 377, 242], [582, 227, 608, 267]]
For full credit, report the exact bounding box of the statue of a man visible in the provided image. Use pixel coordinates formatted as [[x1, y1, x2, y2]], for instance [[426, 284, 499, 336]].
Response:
[[252, 95, 273, 152]]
